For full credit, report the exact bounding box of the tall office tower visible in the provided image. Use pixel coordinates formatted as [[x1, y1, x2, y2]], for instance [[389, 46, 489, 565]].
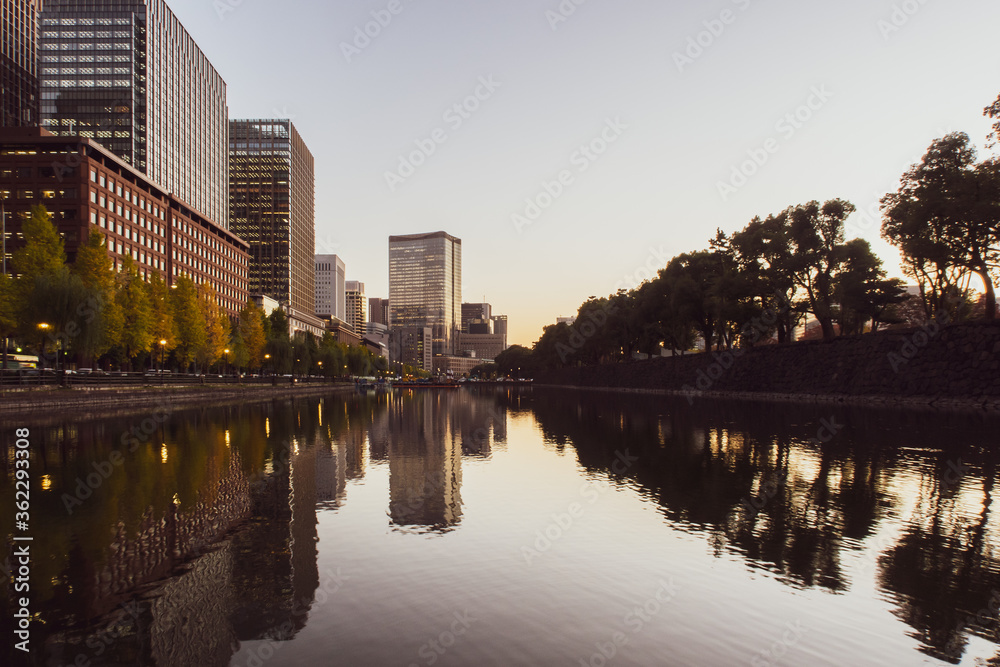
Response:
[[315, 254, 345, 320], [368, 297, 390, 327], [38, 0, 229, 225], [345, 281, 366, 332], [389, 232, 461, 357], [2, 0, 40, 127], [230, 119, 315, 313]]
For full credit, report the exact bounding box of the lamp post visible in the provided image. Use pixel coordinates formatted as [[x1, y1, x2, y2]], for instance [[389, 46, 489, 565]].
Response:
[[264, 354, 271, 377], [37, 323, 50, 371], [224, 348, 230, 377], [159, 339, 167, 385]]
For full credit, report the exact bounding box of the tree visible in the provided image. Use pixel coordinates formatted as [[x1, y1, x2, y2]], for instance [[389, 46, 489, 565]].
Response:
[[114, 256, 153, 370], [0, 274, 16, 370], [146, 272, 175, 358], [660, 251, 727, 353], [496, 344, 536, 378], [12, 204, 65, 283], [71, 231, 119, 362], [194, 283, 227, 371], [236, 300, 266, 371], [882, 133, 999, 321], [170, 275, 204, 372], [834, 239, 907, 335], [787, 199, 857, 340]]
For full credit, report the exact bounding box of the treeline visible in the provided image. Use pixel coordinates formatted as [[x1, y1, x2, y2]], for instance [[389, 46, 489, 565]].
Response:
[[497, 95, 1000, 377], [0, 204, 388, 376]]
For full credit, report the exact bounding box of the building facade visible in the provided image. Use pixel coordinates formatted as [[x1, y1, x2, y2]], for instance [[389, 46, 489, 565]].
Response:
[[368, 297, 389, 327], [389, 232, 461, 357], [0, 127, 249, 317], [314, 254, 345, 320], [2, 0, 40, 127], [456, 333, 506, 362], [230, 119, 315, 314], [461, 302, 492, 333], [390, 326, 432, 372], [38, 0, 229, 225], [345, 280, 366, 333]]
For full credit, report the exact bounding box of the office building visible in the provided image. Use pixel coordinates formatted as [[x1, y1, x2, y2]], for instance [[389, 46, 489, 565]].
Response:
[[0, 127, 249, 316], [38, 0, 229, 225], [369, 297, 390, 327], [315, 254, 345, 320], [456, 333, 506, 362], [461, 302, 492, 333], [492, 315, 508, 337], [390, 326, 432, 372], [389, 231, 461, 357], [230, 119, 315, 314], [2, 0, 40, 127], [345, 280, 366, 333]]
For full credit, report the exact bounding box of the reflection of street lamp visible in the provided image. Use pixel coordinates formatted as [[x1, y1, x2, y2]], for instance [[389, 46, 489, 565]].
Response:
[[37, 323, 50, 370]]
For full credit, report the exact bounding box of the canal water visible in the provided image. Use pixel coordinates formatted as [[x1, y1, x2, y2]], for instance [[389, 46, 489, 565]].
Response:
[[3, 388, 1000, 666]]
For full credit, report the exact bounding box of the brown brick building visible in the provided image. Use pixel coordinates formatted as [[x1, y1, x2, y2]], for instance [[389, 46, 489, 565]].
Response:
[[0, 127, 249, 317]]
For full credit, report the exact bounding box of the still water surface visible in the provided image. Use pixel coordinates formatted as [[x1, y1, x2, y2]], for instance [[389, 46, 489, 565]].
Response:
[[3, 389, 1000, 666]]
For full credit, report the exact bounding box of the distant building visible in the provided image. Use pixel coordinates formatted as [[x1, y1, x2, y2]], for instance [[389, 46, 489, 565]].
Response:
[[461, 303, 492, 333], [0, 127, 250, 317], [556, 316, 576, 325], [492, 315, 508, 337], [315, 254, 346, 320], [345, 281, 367, 333], [230, 119, 315, 314], [39, 0, 230, 225], [369, 297, 390, 326], [433, 356, 482, 377], [1, 0, 40, 127], [456, 333, 506, 362], [389, 232, 461, 357], [390, 326, 432, 372]]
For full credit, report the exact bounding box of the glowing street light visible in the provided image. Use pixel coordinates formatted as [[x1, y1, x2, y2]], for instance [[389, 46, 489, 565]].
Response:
[[159, 339, 167, 384]]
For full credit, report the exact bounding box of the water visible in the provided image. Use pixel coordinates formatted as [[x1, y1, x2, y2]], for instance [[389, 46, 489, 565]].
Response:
[[3, 388, 1000, 666]]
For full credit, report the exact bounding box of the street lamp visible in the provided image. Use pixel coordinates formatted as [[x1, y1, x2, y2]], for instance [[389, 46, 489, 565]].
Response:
[[159, 339, 167, 385], [37, 323, 50, 370], [224, 348, 230, 376], [264, 353, 271, 376]]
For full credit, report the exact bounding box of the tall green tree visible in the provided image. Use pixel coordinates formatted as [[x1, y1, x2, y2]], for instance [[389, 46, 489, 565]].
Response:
[[236, 300, 266, 371], [114, 256, 153, 369], [146, 272, 175, 355], [195, 283, 228, 371], [169, 275, 204, 372], [71, 231, 119, 361]]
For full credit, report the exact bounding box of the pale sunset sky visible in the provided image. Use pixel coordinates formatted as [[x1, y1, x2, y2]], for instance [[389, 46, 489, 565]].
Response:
[[168, 0, 1000, 346]]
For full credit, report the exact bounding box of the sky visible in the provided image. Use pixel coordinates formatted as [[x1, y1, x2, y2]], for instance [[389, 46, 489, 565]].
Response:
[[167, 0, 1000, 346]]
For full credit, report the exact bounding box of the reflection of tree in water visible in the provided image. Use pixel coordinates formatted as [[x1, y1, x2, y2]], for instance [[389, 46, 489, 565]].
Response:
[[879, 455, 1000, 663], [526, 389, 1000, 661]]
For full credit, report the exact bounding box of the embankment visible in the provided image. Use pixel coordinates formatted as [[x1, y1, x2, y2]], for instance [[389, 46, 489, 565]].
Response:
[[0, 382, 356, 420], [534, 321, 1000, 411]]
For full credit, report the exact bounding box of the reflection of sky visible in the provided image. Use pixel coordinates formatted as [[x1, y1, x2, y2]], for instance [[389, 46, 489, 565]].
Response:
[[166, 0, 1000, 345]]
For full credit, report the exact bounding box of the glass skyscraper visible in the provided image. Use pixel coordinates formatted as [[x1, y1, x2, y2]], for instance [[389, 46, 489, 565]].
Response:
[[37, 0, 229, 225], [389, 232, 462, 357], [1, 0, 40, 127], [230, 119, 315, 314]]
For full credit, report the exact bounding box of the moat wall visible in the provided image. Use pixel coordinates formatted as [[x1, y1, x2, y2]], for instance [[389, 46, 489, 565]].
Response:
[[534, 321, 1000, 410]]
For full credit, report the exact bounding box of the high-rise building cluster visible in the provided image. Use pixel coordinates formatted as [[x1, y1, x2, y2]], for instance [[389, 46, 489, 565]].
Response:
[[1, 0, 507, 372]]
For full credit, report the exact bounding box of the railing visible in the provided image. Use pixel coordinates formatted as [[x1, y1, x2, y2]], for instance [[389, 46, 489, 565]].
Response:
[[0, 371, 352, 389]]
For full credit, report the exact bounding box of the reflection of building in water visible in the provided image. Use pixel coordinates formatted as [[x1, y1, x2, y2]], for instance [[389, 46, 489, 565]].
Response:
[[388, 394, 463, 531], [316, 440, 348, 511]]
